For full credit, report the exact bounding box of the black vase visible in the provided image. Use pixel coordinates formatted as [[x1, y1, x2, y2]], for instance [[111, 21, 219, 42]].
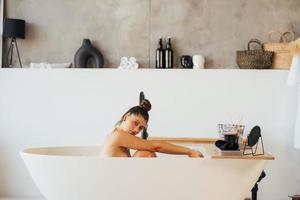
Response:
[[180, 55, 193, 68], [74, 39, 104, 68]]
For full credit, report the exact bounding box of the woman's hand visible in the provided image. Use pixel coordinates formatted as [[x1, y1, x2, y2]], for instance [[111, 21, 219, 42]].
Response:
[[188, 150, 204, 158]]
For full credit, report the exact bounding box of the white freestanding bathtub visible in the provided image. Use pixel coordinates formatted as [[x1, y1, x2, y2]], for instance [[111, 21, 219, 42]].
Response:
[[20, 143, 273, 200]]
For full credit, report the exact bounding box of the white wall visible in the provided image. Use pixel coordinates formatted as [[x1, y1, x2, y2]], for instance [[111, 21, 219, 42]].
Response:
[[0, 69, 299, 199]]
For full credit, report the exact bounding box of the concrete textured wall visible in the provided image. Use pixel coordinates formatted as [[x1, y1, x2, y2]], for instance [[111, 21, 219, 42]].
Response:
[[5, 0, 300, 68]]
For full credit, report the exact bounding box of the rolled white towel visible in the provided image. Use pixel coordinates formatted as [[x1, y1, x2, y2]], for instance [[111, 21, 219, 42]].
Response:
[[30, 62, 71, 69], [129, 57, 139, 69], [118, 57, 128, 69], [118, 56, 139, 69], [29, 62, 48, 69], [47, 62, 71, 68]]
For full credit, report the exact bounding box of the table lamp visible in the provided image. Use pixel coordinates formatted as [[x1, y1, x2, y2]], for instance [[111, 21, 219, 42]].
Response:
[[3, 18, 26, 68]]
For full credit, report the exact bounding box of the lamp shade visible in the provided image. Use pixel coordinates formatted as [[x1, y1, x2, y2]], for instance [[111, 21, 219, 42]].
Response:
[[3, 18, 26, 39]]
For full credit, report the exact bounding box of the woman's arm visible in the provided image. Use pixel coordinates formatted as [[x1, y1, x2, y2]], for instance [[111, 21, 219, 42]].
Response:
[[150, 140, 203, 157], [113, 130, 203, 157]]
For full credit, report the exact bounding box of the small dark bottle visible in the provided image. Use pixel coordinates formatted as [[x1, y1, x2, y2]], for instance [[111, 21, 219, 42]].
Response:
[[155, 37, 165, 68], [165, 37, 173, 68]]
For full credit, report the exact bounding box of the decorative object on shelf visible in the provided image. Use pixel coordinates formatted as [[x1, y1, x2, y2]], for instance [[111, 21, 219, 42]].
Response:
[[215, 124, 245, 151], [180, 55, 193, 68], [263, 31, 295, 69], [118, 56, 138, 69], [155, 36, 174, 68], [29, 62, 72, 69], [3, 18, 26, 68], [217, 124, 245, 138], [74, 39, 104, 68], [237, 39, 274, 69], [165, 37, 173, 68], [243, 126, 265, 156], [192, 54, 205, 69], [155, 37, 165, 68]]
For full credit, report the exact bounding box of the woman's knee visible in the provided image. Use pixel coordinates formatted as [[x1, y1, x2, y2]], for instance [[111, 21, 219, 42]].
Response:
[[133, 150, 157, 157]]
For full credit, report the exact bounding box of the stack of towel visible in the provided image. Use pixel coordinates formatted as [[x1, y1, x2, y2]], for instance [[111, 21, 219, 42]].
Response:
[[118, 57, 139, 69], [29, 62, 71, 69]]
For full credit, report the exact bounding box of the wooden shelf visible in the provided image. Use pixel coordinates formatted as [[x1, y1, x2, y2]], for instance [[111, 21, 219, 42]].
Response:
[[149, 137, 275, 160], [210, 152, 275, 160]]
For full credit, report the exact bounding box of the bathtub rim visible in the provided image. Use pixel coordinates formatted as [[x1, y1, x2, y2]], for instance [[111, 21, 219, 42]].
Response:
[[19, 145, 209, 159], [19, 145, 274, 160]]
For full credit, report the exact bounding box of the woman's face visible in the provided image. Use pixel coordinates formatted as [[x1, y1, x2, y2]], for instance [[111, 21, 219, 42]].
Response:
[[120, 114, 147, 135]]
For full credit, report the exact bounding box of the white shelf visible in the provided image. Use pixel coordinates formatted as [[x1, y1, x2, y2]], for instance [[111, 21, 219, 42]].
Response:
[[0, 198, 44, 200], [0, 67, 290, 71]]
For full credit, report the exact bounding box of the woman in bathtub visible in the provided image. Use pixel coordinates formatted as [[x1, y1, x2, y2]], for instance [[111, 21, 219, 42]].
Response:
[[101, 98, 203, 158]]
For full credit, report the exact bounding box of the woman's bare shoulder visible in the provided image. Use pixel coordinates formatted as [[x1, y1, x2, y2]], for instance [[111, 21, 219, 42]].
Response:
[[110, 128, 148, 147], [109, 128, 131, 142], [102, 129, 127, 150], [110, 128, 122, 136]]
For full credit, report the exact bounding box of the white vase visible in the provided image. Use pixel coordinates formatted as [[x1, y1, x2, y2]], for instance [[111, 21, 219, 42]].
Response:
[[192, 55, 205, 69]]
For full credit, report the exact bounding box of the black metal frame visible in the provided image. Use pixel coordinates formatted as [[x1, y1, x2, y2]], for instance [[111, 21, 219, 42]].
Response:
[[243, 133, 265, 156]]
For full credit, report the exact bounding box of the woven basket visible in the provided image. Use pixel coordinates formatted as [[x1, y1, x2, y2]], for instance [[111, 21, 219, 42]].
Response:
[[237, 39, 274, 69], [263, 31, 295, 69]]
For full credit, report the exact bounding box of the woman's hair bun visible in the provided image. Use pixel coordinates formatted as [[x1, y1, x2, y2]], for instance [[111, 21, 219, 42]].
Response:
[[139, 99, 151, 112]]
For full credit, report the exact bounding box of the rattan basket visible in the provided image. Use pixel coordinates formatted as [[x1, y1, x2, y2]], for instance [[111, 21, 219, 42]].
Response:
[[237, 39, 274, 69], [263, 31, 295, 69]]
